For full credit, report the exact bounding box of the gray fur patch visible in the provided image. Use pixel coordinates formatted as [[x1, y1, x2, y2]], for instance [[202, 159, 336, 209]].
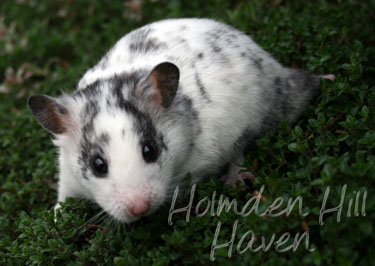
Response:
[[79, 115, 109, 180], [251, 57, 263, 72], [274, 76, 288, 118], [128, 27, 168, 53], [73, 80, 101, 100], [195, 73, 211, 102], [79, 133, 107, 179], [258, 69, 319, 137], [172, 92, 201, 137]]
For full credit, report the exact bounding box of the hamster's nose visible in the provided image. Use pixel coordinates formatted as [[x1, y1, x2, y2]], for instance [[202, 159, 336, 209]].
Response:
[[128, 199, 150, 216]]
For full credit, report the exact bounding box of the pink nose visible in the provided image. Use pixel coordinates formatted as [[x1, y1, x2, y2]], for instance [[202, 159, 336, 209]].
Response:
[[128, 200, 150, 217]]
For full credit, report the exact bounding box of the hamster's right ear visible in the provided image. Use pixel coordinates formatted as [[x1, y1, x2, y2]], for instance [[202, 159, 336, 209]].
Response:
[[28, 95, 71, 135], [135, 62, 180, 111], [149, 62, 180, 109]]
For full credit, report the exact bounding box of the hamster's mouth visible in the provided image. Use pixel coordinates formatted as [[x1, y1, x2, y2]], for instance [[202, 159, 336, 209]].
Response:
[[102, 197, 165, 224], [107, 206, 158, 223]]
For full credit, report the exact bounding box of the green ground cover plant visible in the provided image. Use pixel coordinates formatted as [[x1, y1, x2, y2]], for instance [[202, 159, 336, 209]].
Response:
[[0, 0, 374, 265]]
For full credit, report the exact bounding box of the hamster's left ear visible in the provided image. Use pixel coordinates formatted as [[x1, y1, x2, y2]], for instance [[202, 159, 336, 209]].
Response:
[[140, 62, 179, 109], [28, 95, 71, 135]]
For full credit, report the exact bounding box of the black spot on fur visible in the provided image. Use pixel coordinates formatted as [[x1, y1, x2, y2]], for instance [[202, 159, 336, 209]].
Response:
[[206, 32, 221, 50], [225, 37, 232, 44], [205, 29, 232, 63], [110, 71, 145, 98], [106, 97, 111, 107], [84, 100, 100, 122], [180, 96, 198, 121], [79, 136, 107, 179], [129, 38, 167, 53], [79, 98, 101, 157], [251, 57, 263, 72], [195, 73, 211, 102], [229, 33, 237, 39], [211, 43, 222, 53], [130, 27, 152, 42], [254, 77, 287, 138], [79, 123, 109, 179], [197, 53, 204, 59], [128, 27, 167, 53], [274, 76, 282, 92], [207, 32, 220, 41], [73, 80, 101, 100], [215, 28, 230, 36], [274, 76, 288, 118], [98, 133, 109, 145], [209, 42, 228, 63], [173, 93, 201, 137]]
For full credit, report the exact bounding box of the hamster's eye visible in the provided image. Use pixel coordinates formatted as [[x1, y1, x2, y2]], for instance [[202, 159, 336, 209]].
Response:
[[142, 142, 158, 163], [91, 156, 108, 177]]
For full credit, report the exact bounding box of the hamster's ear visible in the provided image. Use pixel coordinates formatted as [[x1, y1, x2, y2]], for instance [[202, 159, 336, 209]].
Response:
[[28, 94, 71, 134], [147, 62, 179, 108]]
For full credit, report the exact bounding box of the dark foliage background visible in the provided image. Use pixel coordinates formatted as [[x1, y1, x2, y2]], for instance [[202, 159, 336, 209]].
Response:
[[0, 0, 374, 265]]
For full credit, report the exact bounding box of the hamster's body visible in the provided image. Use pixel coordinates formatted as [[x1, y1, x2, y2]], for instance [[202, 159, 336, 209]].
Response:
[[78, 18, 317, 181], [29, 18, 333, 223]]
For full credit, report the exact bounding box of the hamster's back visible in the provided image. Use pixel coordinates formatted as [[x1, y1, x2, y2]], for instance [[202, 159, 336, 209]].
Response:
[[77, 18, 318, 178]]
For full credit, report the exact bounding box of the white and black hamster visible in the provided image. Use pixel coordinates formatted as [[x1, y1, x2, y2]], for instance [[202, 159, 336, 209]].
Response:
[[28, 18, 335, 223]]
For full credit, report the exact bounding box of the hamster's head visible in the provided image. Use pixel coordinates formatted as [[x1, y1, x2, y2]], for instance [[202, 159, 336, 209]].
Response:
[[28, 62, 187, 223]]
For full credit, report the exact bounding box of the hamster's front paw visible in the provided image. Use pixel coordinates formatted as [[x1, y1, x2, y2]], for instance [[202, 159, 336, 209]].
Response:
[[54, 203, 62, 223], [220, 157, 255, 189]]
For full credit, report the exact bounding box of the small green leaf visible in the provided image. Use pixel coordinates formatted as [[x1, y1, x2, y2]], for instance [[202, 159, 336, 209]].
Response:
[[360, 106, 369, 119], [114, 257, 126, 266], [317, 113, 326, 126], [294, 125, 303, 136]]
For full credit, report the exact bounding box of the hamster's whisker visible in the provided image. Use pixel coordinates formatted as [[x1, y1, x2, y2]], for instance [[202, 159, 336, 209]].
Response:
[[78, 209, 106, 232]]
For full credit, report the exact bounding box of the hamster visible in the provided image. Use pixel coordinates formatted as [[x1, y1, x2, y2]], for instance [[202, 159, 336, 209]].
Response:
[[28, 18, 335, 223]]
